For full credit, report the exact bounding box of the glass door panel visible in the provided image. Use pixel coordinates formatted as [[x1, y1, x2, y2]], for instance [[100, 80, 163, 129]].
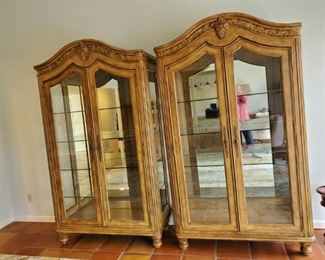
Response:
[[50, 72, 96, 221], [95, 69, 144, 221], [233, 48, 292, 224], [175, 53, 229, 223], [148, 72, 169, 210]]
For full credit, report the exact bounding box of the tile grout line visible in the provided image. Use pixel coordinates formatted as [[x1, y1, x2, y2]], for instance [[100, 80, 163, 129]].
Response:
[[281, 242, 290, 260], [179, 242, 185, 260], [215, 240, 218, 260], [117, 236, 135, 259], [87, 234, 108, 259], [248, 241, 252, 260], [316, 233, 325, 255]]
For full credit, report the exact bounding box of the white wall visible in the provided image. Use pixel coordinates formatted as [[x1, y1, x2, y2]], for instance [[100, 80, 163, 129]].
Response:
[[0, 59, 14, 227], [0, 0, 324, 227]]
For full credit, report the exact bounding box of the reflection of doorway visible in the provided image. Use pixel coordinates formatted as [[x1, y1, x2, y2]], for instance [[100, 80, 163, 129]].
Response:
[[97, 80, 125, 167]]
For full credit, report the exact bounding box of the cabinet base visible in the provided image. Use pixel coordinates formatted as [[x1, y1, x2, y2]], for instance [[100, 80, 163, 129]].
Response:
[[178, 238, 189, 250], [59, 233, 69, 245], [152, 234, 162, 248], [300, 242, 312, 255]]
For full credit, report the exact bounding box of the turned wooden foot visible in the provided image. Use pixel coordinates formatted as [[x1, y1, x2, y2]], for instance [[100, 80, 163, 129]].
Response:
[[152, 234, 162, 248], [178, 238, 189, 250], [300, 242, 312, 255], [59, 233, 69, 245]]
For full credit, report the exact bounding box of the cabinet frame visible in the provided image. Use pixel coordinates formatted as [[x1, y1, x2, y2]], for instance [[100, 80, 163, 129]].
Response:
[[35, 39, 170, 247], [155, 12, 313, 254]]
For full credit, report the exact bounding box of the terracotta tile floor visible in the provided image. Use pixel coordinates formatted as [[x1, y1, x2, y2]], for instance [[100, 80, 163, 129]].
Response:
[[0, 222, 324, 259]]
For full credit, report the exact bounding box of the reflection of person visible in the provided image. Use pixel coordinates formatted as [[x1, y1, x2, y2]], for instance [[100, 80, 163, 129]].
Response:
[[237, 95, 254, 147]]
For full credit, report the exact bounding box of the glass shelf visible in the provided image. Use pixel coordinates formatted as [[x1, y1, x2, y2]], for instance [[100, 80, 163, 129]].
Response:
[[180, 130, 221, 136], [60, 168, 90, 171], [98, 105, 132, 111], [237, 89, 283, 97], [242, 162, 274, 166], [102, 135, 135, 141], [105, 166, 139, 171], [57, 139, 88, 144], [184, 164, 226, 168], [64, 196, 94, 199], [177, 97, 218, 104], [53, 110, 85, 115]]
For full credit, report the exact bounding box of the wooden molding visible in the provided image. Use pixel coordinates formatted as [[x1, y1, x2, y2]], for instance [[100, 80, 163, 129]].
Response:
[[155, 12, 312, 255], [155, 12, 301, 57], [34, 39, 155, 75]]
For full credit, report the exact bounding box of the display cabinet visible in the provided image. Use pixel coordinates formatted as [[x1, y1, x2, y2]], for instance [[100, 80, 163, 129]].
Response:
[[34, 39, 169, 247], [155, 13, 314, 254]]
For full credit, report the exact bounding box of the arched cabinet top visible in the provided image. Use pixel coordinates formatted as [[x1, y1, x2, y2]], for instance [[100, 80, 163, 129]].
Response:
[[34, 39, 155, 77], [154, 12, 301, 58]]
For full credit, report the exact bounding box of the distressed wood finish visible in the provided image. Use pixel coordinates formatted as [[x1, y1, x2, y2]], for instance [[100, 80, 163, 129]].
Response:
[[34, 39, 169, 247], [155, 12, 313, 254]]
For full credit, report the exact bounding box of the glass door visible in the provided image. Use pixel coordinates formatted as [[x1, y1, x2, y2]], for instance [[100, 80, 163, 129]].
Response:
[[47, 68, 99, 223], [224, 40, 301, 231], [148, 71, 169, 211], [90, 65, 146, 223], [169, 48, 237, 229]]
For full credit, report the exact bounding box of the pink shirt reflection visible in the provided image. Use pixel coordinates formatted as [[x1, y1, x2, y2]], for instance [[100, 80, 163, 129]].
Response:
[[237, 95, 250, 121]]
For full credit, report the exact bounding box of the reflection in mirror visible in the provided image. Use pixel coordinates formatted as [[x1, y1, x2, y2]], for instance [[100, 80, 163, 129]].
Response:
[[95, 69, 144, 220], [175, 53, 230, 223], [51, 72, 96, 220], [148, 71, 168, 210], [234, 48, 292, 224]]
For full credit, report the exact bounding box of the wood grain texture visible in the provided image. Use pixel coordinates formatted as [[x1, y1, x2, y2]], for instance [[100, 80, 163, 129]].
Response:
[[34, 40, 169, 246], [154, 12, 301, 58], [155, 12, 313, 255]]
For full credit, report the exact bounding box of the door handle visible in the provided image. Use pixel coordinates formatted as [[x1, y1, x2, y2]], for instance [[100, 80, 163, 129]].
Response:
[[97, 134, 102, 162], [222, 126, 229, 158], [234, 126, 240, 157]]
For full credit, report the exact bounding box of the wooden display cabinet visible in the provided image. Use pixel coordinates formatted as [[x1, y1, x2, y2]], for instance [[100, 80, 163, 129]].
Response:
[[34, 39, 169, 247], [155, 13, 314, 254]]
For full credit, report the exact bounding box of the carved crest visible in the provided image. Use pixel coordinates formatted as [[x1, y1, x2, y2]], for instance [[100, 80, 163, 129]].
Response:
[[155, 13, 301, 57], [79, 41, 90, 61], [213, 16, 229, 39], [34, 40, 147, 74]]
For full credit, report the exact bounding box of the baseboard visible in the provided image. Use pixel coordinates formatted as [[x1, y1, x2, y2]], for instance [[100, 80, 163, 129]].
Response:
[[13, 215, 55, 223], [314, 220, 325, 229], [0, 217, 14, 229], [0, 215, 55, 228]]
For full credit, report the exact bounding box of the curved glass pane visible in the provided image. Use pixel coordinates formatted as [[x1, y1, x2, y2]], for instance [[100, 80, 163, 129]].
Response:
[[50, 72, 96, 220], [149, 71, 168, 210], [233, 48, 292, 224], [175, 53, 229, 223], [95, 69, 144, 221]]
